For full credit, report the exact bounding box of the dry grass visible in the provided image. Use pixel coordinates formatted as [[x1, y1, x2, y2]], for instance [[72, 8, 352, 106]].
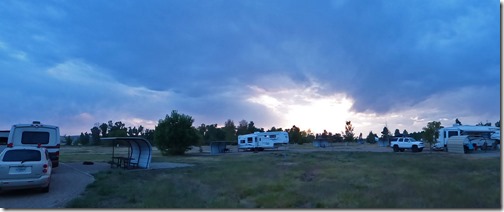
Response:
[[66, 150, 501, 208]]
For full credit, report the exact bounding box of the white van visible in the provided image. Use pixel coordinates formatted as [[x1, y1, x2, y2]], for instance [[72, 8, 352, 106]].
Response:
[[7, 121, 60, 167]]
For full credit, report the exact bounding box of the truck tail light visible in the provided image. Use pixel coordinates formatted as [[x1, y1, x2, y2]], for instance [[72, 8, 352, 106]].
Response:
[[42, 164, 48, 173]]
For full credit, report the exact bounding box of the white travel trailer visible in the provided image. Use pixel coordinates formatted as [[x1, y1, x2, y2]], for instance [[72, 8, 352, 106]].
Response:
[[237, 131, 289, 151], [0, 130, 9, 153], [432, 124, 499, 151], [7, 121, 61, 167]]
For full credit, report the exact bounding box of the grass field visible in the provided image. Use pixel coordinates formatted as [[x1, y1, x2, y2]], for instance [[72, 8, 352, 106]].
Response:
[[63, 146, 501, 208]]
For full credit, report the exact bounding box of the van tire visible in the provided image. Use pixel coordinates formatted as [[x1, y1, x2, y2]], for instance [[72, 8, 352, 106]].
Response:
[[41, 183, 50, 193], [393, 145, 399, 152]]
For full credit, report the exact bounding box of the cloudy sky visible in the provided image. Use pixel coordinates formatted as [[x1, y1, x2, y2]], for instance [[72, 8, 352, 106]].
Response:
[[0, 0, 500, 136]]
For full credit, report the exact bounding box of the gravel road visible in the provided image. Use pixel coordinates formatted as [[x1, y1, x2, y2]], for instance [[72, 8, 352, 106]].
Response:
[[0, 162, 192, 209]]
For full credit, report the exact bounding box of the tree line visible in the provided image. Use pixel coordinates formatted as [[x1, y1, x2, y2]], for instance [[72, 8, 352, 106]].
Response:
[[65, 110, 500, 156]]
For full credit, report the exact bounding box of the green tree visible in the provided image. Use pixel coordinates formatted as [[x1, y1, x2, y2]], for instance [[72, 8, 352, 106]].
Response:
[[236, 120, 248, 136], [128, 126, 139, 136], [143, 129, 155, 143], [109, 121, 128, 137], [99, 123, 108, 137], [137, 125, 144, 136], [300, 130, 315, 143], [343, 121, 355, 142], [223, 119, 237, 142], [288, 125, 302, 144], [78, 132, 90, 145], [63, 135, 73, 146], [394, 129, 401, 137], [422, 121, 443, 150], [247, 121, 259, 133], [90, 126, 101, 145], [402, 129, 409, 137], [366, 131, 377, 144], [410, 131, 423, 141], [333, 133, 343, 142], [154, 110, 199, 155], [381, 126, 391, 145], [204, 124, 225, 143]]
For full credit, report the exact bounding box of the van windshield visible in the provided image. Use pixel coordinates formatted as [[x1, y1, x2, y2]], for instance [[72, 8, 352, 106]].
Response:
[[21, 131, 50, 144], [3, 149, 41, 162]]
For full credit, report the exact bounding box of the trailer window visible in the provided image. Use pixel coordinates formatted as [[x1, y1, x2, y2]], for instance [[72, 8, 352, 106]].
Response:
[[269, 135, 276, 139], [240, 140, 245, 144], [447, 131, 458, 137], [247, 137, 253, 143], [21, 131, 50, 144]]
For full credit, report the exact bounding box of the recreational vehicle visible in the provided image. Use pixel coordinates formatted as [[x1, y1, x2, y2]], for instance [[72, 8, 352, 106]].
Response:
[[432, 124, 499, 151], [237, 131, 289, 151], [8, 121, 61, 167]]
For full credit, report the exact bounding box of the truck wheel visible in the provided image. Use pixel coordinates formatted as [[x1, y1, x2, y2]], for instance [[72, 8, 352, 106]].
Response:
[[393, 145, 399, 152], [412, 145, 418, 152]]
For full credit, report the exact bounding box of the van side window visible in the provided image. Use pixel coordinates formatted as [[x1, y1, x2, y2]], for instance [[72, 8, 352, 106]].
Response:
[[21, 132, 50, 144]]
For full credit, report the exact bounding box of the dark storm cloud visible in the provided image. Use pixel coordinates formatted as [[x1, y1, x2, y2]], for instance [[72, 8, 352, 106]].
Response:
[[0, 0, 499, 133]]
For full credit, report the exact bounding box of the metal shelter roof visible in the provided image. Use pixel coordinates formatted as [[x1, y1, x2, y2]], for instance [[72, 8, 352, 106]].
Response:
[[101, 137, 153, 169]]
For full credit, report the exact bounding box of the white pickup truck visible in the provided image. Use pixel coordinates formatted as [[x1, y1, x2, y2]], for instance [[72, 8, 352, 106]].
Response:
[[390, 137, 424, 152]]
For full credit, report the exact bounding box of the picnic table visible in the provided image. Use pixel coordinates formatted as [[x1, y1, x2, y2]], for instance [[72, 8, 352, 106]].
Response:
[[111, 156, 138, 169]]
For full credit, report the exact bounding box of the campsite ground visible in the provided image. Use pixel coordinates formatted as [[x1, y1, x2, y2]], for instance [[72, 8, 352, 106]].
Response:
[[62, 143, 500, 208], [0, 144, 499, 208]]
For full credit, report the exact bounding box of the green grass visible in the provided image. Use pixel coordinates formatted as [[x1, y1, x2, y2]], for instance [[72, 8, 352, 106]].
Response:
[[65, 151, 501, 208]]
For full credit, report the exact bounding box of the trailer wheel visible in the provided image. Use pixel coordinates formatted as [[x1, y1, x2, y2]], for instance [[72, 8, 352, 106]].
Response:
[[393, 145, 399, 152], [412, 145, 418, 152], [482, 142, 488, 151]]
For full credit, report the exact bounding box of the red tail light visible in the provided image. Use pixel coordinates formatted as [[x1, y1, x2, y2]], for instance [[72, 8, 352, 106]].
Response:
[[37, 143, 42, 148], [55, 151, 60, 156], [7, 143, 13, 147], [42, 164, 48, 173]]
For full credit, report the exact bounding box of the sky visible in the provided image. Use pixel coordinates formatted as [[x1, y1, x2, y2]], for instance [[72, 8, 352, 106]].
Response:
[[0, 0, 500, 136]]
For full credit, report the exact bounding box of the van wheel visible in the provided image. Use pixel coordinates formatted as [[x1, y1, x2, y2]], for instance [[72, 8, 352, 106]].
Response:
[[393, 145, 399, 152], [41, 183, 50, 193], [412, 146, 418, 152]]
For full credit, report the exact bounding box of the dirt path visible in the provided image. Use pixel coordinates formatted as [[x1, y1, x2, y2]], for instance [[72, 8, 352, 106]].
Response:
[[0, 162, 192, 209]]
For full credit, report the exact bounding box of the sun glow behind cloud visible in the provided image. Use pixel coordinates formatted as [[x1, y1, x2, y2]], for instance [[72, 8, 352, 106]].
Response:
[[247, 82, 354, 134]]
